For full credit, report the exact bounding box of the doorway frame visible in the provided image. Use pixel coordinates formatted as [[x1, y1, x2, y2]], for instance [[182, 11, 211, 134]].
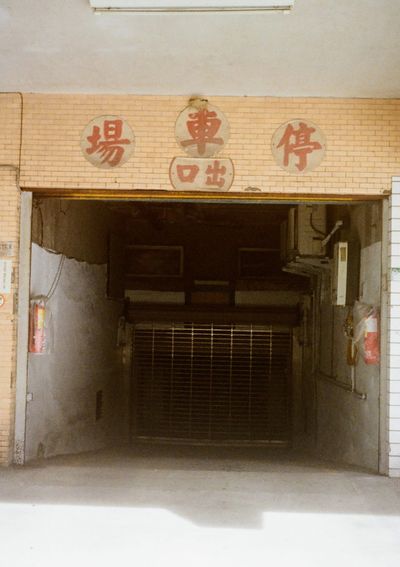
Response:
[[14, 188, 389, 474]]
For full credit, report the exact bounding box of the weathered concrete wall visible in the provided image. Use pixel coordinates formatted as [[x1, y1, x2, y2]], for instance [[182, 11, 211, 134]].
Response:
[[25, 244, 124, 461], [316, 203, 382, 471]]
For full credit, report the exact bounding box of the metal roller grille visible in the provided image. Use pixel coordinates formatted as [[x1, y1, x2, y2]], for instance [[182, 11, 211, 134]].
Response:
[[132, 323, 291, 444]]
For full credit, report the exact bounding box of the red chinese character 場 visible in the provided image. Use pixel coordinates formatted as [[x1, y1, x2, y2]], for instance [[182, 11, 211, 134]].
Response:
[[86, 119, 131, 167]]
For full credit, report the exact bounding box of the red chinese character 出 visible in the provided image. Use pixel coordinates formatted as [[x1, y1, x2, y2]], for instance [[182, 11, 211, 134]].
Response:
[[277, 122, 322, 172], [206, 160, 226, 188], [181, 109, 223, 156], [177, 164, 199, 183], [86, 120, 131, 166]]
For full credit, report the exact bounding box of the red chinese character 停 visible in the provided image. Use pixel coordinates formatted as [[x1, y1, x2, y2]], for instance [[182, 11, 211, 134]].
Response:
[[86, 119, 131, 167], [181, 109, 223, 156], [277, 122, 322, 172]]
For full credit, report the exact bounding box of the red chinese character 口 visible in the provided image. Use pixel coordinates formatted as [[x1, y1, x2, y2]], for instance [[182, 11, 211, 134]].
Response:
[[181, 109, 223, 156], [277, 122, 322, 172], [86, 120, 131, 166], [176, 164, 199, 183], [206, 160, 226, 189]]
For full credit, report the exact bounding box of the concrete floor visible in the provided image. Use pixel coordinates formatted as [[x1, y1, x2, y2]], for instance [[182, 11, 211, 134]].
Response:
[[0, 445, 400, 566]]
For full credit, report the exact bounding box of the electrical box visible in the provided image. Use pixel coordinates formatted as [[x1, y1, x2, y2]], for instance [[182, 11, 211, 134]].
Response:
[[282, 204, 326, 262], [332, 241, 348, 306]]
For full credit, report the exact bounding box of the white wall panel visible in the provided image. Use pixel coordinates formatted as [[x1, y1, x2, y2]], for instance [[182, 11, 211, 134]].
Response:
[[388, 178, 400, 476]]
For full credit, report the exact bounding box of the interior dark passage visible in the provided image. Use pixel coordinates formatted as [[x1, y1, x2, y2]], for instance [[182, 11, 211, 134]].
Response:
[[25, 198, 383, 472], [125, 203, 300, 447]]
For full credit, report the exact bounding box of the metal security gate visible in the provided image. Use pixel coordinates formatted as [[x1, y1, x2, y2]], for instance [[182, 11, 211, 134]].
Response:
[[131, 323, 292, 445]]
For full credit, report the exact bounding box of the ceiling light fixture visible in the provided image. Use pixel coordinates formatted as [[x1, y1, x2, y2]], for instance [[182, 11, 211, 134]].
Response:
[[89, 1, 294, 13]]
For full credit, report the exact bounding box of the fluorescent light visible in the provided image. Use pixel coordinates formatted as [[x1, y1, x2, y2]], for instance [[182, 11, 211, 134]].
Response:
[[89, 1, 294, 13]]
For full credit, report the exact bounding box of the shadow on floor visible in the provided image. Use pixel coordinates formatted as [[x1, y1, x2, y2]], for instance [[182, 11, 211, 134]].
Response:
[[0, 444, 399, 529]]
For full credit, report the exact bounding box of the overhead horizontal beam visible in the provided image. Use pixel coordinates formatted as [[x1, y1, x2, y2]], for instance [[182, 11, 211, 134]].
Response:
[[26, 187, 387, 203], [89, 0, 294, 13], [127, 304, 298, 326]]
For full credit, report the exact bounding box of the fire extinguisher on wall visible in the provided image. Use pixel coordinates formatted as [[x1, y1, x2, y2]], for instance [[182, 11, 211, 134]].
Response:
[[28, 298, 47, 354], [353, 302, 380, 366], [363, 308, 380, 365]]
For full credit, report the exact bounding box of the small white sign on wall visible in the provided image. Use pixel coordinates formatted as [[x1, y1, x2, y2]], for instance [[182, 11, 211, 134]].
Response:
[[0, 259, 12, 294], [0, 241, 14, 258]]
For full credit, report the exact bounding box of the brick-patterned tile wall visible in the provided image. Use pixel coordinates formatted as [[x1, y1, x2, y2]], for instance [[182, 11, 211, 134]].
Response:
[[19, 95, 400, 195], [0, 94, 22, 465]]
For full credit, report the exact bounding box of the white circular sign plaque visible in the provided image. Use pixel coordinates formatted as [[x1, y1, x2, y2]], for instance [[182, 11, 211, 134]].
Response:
[[175, 104, 230, 158], [271, 119, 326, 174], [81, 115, 135, 168]]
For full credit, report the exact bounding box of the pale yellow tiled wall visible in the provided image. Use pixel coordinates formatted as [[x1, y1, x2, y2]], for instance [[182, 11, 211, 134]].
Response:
[[0, 94, 22, 465], [1, 92, 400, 465], [19, 95, 400, 195]]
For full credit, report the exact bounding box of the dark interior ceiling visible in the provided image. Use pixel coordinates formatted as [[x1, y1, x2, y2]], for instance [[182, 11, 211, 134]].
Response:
[[109, 202, 292, 228]]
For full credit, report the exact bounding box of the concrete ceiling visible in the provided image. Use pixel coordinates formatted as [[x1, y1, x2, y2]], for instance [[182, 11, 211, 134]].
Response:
[[1, 0, 399, 97]]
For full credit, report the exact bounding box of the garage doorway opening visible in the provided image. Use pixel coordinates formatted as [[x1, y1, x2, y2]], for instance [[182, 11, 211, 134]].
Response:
[[22, 196, 385, 472]]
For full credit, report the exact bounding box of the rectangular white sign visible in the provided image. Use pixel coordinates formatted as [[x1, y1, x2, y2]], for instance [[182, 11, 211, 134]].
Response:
[[0, 241, 14, 258], [90, 1, 294, 11], [0, 259, 12, 294]]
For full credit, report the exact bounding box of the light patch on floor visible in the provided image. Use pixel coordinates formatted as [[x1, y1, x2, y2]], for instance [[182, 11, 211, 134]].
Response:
[[0, 447, 400, 566]]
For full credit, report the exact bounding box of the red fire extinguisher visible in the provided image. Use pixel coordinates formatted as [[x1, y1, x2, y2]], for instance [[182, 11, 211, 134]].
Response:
[[29, 298, 46, 354], [363, 308, 380, 365]]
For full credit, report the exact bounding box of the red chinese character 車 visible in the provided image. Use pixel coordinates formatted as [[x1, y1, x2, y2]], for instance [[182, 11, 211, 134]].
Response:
[[181, 109, 224, 156]]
